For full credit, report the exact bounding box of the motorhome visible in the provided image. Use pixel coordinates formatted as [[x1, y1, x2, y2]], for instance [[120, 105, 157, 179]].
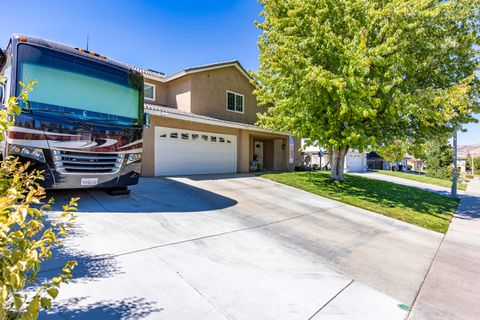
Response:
[[0, 35, 144, 192]]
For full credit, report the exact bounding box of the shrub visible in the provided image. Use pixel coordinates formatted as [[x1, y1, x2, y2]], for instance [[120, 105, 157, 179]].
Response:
[[0, 79, 78, 319], [465, 174, 474, 179], [426, 166, 453, 180], [425, 143, 453, 180]]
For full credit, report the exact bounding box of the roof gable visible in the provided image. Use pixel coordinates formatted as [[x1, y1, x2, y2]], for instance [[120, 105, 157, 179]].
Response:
[[133, 60, 251, 83]]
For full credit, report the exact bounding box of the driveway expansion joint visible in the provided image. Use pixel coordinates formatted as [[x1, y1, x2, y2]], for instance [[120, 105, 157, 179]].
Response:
[[307, 279, 355, 320], [406, 229, 446, 318], [111, 204, 347, 258], [40, 204, 346, 275], [149, 249, 233, 320]]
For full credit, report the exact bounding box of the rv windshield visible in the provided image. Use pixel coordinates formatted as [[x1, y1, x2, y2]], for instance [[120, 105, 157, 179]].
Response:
[[16, 43, 143, 125]]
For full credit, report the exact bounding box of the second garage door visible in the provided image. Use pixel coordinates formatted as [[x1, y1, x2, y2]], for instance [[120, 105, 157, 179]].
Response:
[[346, 152, 365, 172], [154, 126, 237, 176]]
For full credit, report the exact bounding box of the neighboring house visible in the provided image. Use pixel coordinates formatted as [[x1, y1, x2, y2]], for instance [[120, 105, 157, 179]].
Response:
[[367, 152, 389, 170], [457, 156, 467, 174], [133, 61, 302, 176], [301, 140, 367, 173], [367, 151, 408, 171], [302, 143, 328, 169], [406, 156, 425, 172]]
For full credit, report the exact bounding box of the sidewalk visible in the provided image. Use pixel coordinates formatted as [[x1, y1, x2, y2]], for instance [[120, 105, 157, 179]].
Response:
[[409, 178, 480, 320], [352, 172, 463, 197]]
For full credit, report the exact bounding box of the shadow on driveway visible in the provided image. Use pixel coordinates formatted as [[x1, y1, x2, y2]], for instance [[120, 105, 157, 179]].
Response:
[[47, 177, 238, 213], [39, 296, 162, 319]]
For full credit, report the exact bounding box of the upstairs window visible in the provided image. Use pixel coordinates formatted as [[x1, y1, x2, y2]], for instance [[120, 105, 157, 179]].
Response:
[[226, 90, 244, 113], [144, 83, 155, 101]]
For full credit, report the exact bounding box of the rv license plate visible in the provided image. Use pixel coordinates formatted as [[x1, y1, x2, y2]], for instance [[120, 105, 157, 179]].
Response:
[[81, 178, 98, 186]]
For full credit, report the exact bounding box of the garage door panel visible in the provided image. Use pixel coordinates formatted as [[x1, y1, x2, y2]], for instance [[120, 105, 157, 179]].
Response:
[[346, 153, 364, 172], [154, 127, 237, 176]]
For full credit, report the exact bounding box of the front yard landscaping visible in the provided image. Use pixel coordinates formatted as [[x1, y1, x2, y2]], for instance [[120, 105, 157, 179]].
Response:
[[262, 171, 459, 233], [372, 170, 467, 191]]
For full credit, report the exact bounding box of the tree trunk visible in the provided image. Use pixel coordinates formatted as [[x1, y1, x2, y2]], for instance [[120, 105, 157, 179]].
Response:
[[330, 147, 348, 181]]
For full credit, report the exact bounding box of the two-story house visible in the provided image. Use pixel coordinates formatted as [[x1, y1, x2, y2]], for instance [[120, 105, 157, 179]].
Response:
[[133, 60, 302, 176]]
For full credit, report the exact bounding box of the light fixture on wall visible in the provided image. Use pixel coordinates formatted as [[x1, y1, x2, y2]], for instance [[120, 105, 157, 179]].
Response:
[[282, 143, 286, 150], [256, 143, 261, 148]]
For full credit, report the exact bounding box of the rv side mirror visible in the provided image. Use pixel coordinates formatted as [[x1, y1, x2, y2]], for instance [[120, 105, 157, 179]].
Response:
[[143, 112, 150, 128]]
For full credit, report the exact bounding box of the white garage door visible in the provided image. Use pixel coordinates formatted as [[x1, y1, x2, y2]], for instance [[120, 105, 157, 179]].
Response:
[[154, 126, 237, 176], [346, 153, 365, 172]]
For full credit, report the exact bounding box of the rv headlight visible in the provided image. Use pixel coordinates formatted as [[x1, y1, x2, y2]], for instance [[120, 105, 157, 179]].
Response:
[[127, 153, 141, 164], [9, 145, 46, 162]]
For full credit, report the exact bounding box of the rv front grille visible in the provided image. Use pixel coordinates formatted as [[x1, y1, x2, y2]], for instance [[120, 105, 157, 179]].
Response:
[[52, 150, 123, 174]]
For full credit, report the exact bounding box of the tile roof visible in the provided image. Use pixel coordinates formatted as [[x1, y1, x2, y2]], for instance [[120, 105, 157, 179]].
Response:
[[131, 60, 250, 82], [129, 65, 165, 79], [144, 103, 286, 134], [145, 103, 245, 126], [165, 60, 250, 81]]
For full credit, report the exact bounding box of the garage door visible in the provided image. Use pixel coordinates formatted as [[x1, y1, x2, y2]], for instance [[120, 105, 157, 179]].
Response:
[[154, 127, 237, 176], [346, 153, 364, 172]]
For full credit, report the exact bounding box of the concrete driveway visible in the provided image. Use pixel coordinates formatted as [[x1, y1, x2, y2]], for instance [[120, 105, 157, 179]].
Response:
[[39, 174, 442, 320]]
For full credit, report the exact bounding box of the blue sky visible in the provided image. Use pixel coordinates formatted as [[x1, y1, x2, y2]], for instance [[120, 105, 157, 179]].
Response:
[[0, 0, 478, 145]]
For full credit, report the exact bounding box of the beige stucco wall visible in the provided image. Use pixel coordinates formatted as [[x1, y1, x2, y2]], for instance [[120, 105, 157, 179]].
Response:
[[144, 78, 168, 105], [189, 67, 267, 124], [166, 77, 192, 112], [142, 65, 269, 124], [141, 115, 294, 176]]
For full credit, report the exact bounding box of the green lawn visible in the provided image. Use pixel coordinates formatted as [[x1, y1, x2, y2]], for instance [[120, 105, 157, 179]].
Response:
[[372, 170, 467, 191], [262, 171, 459, 233]]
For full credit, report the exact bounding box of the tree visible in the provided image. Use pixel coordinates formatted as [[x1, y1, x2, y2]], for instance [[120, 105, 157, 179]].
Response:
[[466, 153, 480, 173], [425, 142, 454, 179], [0, 79, 78, 319], [253, 0, 480, 180]]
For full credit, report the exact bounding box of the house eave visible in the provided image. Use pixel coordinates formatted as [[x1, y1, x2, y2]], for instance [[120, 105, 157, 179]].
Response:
[[146, 109, 289, 136]]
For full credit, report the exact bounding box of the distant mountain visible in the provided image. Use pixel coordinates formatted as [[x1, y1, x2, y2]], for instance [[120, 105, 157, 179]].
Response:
[[458, 144, 480, 158]]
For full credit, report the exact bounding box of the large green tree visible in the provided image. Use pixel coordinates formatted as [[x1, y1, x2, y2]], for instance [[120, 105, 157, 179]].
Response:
[[253, 0, 480, 180]]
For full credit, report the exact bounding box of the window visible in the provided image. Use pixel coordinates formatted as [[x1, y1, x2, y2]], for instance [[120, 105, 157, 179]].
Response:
[[211, 136, 217, 142], [226, 91, 244, 113], [202, 135, 208, 141], [170, 133, 178, 139], [144, 83, 155, 101], [192, 134, 199, 140], [181, 133, 189, 140], [219, 137, 225, 143]]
